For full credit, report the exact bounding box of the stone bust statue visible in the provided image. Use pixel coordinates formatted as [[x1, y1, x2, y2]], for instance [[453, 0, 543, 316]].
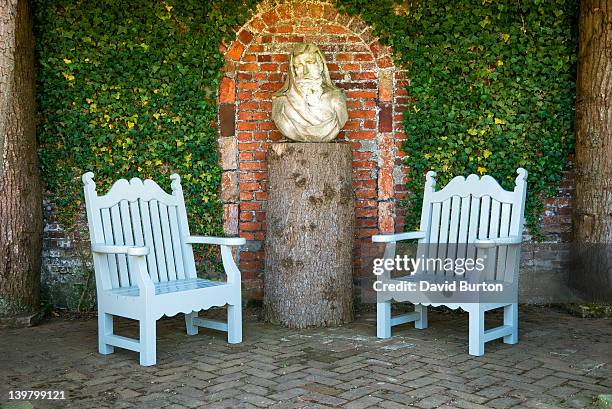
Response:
[[272, 43, 348, 143]]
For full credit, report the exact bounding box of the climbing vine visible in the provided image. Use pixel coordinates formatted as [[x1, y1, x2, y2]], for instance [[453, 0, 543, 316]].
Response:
[[35, 0, 257, 234], [36, 0, 577, 241], [337, 0, 577, 238]]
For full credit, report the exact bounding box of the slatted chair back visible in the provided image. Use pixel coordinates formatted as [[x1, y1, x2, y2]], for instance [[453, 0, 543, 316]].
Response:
[[83, 172, 196, 291], [416, 169, 527, 283]]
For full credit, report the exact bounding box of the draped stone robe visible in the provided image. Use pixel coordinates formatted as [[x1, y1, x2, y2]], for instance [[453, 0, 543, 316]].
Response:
[[272, 86, 348, 143]]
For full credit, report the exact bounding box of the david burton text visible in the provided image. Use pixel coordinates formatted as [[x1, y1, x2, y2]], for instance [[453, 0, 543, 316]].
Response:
[[373, 280, 504, 292]]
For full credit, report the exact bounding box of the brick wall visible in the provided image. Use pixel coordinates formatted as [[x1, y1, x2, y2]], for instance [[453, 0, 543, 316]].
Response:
[[41, 199, 93, 310], [39, 0, 577, 309], [217, 0, 410, 299], [540, 157, 574, 243]]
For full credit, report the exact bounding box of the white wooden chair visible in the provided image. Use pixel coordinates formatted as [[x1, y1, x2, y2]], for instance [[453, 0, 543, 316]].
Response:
[[373, 168, 527, 356], [82, 172, 245, 366]]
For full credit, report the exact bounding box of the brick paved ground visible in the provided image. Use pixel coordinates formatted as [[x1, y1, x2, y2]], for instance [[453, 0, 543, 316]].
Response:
[[1, 306, 610, 409]]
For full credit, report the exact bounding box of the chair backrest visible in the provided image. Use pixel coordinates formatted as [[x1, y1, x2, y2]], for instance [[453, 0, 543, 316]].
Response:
[[83, 173, 196, 290], [417, 168, 527, 282]]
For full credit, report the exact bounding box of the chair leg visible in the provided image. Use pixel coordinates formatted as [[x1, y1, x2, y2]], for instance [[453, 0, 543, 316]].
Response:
[[414, 304, 428, 329], [227, 304, 242, 344], [139, 318, 157, 366], [185, 311, 198, 336], [377, 301, 391, 338], [98, 312, 114, 355], [468, 307, 485, 356], [503, 303, 518, 344]]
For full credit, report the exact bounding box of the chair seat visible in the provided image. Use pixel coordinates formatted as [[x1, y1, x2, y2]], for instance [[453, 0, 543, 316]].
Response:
[[109, 278, 224, 297]]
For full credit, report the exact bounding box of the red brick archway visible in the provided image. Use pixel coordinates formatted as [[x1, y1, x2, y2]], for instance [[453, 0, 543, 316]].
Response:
[[217, 0, 408, 299]]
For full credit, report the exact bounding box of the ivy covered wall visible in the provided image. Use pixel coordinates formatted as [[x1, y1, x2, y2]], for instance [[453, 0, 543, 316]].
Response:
[[34, 0, 257, 309], [337, 0, 578, 236], [35, 0, 259, 232], [35, 0, 577, 309]]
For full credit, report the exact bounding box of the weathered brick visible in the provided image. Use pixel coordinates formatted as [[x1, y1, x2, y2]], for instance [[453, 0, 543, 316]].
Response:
[[240, 191, 254, 201], [219, 136, 238, 170], [346, 90, 377, 99], [238, 29, 254, 45], [240, 222, 261, 231], [219, 104, 235, 138], [378, 202, 395, 234], [237, 81, 258, 91], [250, 17, 266, 32], [261, 10, 279, 26], [241, 182, 262, 192], [242, 53, 256, 62], [241, 201, 263, 211], [226, 41, 245, 61], [237, 132, 253, 142], [241, 162, 267, 171], [219, 77, 235, 104], [224, 203, 239, 235], [379, 103, 393, 132], [237, 121, 257, 131], [221, 171, 239, 203], [377, 56, 394, 68], [239, 62, 259, 72]]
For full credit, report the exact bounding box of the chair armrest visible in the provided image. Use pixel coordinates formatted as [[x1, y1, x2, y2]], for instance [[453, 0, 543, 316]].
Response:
[[186, 236, 246, 246], [92, 244, 149, 256], [372, 231, 427, 243], [91, 244, 154, 298], [220, 245, 241, 285], [130, 256, 155, 298], [474, 236, 522, 249], [185, 236, 245, 285]]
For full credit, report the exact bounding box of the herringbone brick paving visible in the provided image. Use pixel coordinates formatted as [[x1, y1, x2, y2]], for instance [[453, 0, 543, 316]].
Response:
[[1, 306, 610, 408]]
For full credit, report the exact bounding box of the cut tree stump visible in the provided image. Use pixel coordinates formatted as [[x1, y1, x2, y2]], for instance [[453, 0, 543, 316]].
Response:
[[265, 143, 354, 328]]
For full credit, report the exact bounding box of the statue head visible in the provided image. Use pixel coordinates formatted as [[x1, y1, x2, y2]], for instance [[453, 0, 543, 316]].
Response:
[[275, 43, 338, 98], [271, 43, 348, 142]]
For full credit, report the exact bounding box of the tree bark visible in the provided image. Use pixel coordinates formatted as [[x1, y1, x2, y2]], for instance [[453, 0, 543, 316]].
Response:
[[0, 0, 42, 323], [265, 143, 354, 328], [571, 0, 612, 301]]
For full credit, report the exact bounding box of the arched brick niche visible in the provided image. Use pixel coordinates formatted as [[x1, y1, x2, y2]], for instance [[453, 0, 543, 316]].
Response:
[[217, 0, 408, 299]]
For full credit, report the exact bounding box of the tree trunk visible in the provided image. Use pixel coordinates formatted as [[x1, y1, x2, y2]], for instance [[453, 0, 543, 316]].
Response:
[[571, 0, 612, 301], [0, 0, 42, 325], [265, 143, 354, 328]]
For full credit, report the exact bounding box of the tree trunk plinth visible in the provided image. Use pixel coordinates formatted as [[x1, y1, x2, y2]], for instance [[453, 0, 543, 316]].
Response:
[[264, 143, 354, 328]]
